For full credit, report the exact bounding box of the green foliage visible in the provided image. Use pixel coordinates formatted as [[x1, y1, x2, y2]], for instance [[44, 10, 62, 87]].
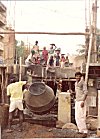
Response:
[[15, 40, 26, 63], [77, 28, 100, 56], [97, 29, 100, 42], [97, 29, 100, 55], [76, 44, 86, 55], [16, 45, 24, 57]]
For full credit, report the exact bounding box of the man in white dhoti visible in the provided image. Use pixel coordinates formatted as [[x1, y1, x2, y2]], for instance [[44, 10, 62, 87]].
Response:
[[75, 72, 88, 137]]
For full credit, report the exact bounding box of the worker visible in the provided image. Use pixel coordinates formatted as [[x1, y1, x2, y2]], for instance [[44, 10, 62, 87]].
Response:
[[6, 77, 28, 133], [60, 54, 65, 68], [55, 53, 60, 66], [46, 55, 54, 70], [48, 44, 56, 58], [42, 47, 48, 65], [46, 55, 55, 78], [74, 72, 88, 137], [65, 56, 69, 67], [25, 50, 36, 66], [32, 40, 40, 58], [25, 50, 36, 74]]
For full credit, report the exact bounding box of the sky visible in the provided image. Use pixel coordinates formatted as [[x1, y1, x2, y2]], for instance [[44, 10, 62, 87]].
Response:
[[1, 0, 100, 55]]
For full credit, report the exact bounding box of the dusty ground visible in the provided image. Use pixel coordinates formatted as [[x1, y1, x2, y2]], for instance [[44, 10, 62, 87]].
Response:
[[2, 122, 97, 139], [0, 103, 98, 138]]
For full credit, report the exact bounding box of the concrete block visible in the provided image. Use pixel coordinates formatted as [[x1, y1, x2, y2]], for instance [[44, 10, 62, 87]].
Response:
[[58, 92, 71, 123]]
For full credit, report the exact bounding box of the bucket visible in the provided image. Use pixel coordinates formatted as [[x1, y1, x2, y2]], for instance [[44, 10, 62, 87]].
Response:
[[25, 82, 56, 114]]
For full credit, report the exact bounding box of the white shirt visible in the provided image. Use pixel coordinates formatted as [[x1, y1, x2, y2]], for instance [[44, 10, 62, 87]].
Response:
[[25, 54, 32, 63], [25, 54, 35, 66]]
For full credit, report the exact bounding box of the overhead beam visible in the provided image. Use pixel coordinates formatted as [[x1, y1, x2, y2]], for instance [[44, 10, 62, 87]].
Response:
[[0, 31, 89, 35], [1, 31, 100, 36]]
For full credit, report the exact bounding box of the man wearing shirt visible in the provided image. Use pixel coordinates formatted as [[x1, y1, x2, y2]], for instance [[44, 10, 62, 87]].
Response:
[[42, 47, 48, 65], [32, 41, 39, 58], [6, 77, 27, 132], [25, 50, 36, 66], [75, 72, 88, 137], [48, 44, 56, 57]]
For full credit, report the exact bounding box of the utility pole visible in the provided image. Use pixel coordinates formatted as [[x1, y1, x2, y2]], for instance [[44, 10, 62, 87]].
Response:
[[92, 0, 97, 63], [85, 0, 98, 84], [85, 27, 90, 63]]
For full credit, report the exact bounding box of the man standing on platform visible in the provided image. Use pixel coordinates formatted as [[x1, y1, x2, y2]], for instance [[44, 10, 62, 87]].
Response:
[[32, 41, 40, 58]]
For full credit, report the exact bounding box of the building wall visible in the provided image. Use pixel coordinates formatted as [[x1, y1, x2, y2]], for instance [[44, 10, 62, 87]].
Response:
[[3, 27, 15, 64], [68, 55, 85, 71], [0, 2, 6, 63]]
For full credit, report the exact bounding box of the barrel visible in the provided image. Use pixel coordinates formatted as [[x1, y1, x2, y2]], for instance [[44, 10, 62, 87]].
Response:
[[25, 82, 56, 114]]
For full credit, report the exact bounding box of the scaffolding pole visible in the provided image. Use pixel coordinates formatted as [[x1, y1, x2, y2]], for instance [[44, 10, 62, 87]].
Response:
[[19, 57, 22, 81], [85, 28, 93, 84]]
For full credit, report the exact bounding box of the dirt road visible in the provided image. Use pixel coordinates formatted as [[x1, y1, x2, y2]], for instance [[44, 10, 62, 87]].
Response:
[[2, 122, 97, 139]]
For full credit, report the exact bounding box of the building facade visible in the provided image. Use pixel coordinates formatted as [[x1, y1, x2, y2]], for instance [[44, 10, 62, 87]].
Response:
[[3, 27, 15, 64], [0, 2, 7, 63], [0, 2, 15, 64]]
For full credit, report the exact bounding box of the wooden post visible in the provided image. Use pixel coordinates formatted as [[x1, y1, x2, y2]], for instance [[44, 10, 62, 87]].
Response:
[[97, 90, 100, 137], [91, 0, 97, 63], [85, 28, 93, 84], [19, 57, 22, 81], [1, 69, 4, 103], [85, 0, 98, 84], [0, 66, 6, 103], [42, 66, 44, 81], [0, 123, 1, 139]]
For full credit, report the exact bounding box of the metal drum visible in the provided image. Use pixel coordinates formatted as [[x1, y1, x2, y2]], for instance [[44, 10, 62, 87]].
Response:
[[25, 82, 56, 114]]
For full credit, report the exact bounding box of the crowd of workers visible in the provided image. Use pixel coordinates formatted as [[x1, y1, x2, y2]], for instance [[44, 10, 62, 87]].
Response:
[[25, 41, 70, 70]]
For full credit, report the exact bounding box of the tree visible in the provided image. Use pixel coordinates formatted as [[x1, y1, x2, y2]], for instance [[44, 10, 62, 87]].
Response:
[[76, 28, 100, 62], [76, 44, 86, 55], [14, 40, 26, 64], [96, 29, 100, 58]]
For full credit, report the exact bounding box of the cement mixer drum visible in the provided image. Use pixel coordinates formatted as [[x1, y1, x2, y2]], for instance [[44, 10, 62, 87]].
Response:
[[25, 82, 56, 114]]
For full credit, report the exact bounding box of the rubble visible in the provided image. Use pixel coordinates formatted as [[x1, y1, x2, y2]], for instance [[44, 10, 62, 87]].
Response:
[[62, 123, 78, 130], [86, 116, 98, 130]]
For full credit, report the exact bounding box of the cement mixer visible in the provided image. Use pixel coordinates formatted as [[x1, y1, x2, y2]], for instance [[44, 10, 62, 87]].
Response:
[[24, 82, 56, 114]]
